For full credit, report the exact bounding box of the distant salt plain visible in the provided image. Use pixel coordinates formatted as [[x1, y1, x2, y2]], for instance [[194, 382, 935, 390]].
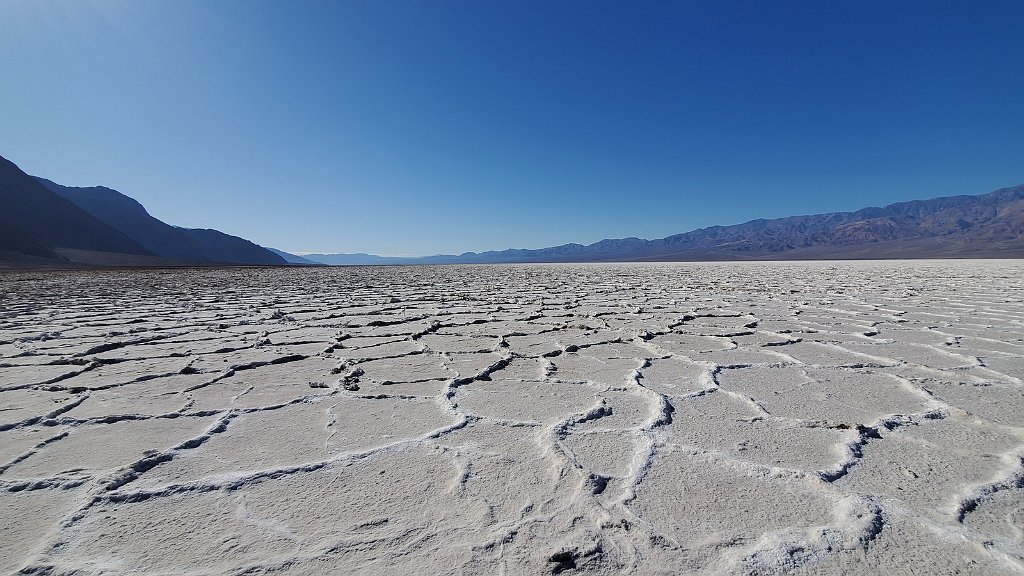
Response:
[[1, 261, 1022, 575]]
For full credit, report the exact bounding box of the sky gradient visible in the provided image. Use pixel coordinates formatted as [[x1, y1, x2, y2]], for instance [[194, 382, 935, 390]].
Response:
[[2, 1, 1022, 256]]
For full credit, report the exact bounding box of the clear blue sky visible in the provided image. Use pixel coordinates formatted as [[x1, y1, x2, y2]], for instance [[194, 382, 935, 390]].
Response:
[[2, 1, 1022, 256]]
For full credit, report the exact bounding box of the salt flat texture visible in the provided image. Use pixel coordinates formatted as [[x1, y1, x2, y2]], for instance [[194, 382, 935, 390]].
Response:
[[1, 261, 1022, 575]]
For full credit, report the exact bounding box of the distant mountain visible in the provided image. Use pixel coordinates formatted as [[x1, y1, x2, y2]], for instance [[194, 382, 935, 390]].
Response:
[[0, 155, 151, 262], [302, 253, 415, 265], [308, 184, 1024, 264], [267, 248, 318, 265]]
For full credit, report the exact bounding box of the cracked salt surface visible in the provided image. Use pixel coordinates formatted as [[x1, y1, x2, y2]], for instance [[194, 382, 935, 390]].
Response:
[[1, 261, 1022, 575]]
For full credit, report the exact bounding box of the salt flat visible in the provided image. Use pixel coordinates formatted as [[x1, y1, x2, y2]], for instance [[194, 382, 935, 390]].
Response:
[[1, 261, 1022, 575]]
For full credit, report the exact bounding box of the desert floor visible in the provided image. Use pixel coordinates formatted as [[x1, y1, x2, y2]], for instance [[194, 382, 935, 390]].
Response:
[[1, 261, 1022, 575]]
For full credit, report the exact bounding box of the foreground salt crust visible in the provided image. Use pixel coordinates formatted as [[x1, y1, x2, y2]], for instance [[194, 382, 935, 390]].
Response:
[[0, 261, 1022, 575]]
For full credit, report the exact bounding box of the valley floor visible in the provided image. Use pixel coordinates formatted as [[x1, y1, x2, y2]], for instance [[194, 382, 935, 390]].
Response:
[[1, 261, 1022, 575]]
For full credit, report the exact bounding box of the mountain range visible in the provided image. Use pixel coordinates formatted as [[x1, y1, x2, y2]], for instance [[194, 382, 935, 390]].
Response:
[[2, 151, 1022, 266], [301, 183, 1024, 264], [0, 154, 284, 266]]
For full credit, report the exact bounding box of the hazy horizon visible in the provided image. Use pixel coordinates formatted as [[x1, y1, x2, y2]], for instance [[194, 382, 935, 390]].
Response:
[[2, 1, 1022, 256]]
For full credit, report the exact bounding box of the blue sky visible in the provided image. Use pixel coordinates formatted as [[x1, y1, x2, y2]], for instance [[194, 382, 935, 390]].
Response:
[[2, 1, 1022, 256]]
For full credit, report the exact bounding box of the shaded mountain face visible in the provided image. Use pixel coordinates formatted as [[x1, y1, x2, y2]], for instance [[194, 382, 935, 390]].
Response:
[[176, 228, 286, 265], [0, 153, 284, 266], [0, 221, 57, 259], [0, 156, 150, 257], [35, 177, 210, 262], [34, 176, 285, 266]]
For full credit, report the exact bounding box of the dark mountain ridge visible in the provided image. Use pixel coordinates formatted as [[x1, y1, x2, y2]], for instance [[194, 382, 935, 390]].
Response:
[[36, 177, 284, 265], [0, 156, 151, 260], [34, 177, 210, 262], [0, 153, 284, 266]]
